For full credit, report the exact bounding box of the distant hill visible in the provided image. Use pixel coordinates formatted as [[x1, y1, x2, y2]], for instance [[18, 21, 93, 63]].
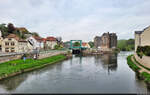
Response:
[[117, 39, 135, 51], [0, 23, 39, 39]]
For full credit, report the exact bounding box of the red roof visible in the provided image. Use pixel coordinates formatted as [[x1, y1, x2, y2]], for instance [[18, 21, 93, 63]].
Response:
[[82, 42, 88, 47], [33, 36, 43, 42], [42, 38, 46, 42], [7, 34, 19, 41], [46, 37, 57, 41]]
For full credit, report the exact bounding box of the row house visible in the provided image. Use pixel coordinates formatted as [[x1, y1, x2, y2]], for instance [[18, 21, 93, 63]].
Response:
[[135, 26, 150, 51], [1, 34, 30, 53], [1, 34, 36, 53], [2, 34, 19, 52], [27, 36, 44, 50], [44, 36, 57, 49]]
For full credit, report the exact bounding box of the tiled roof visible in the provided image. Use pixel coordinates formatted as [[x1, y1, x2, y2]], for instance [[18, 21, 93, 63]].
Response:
[[18, 39, 27, 42], [33, 36, 43, 42], [143, 25, 150, 31], [82, 42, 88, 47], [46, 37, 57, 41], [7, 34, 19, 40], [135, 31, 143, 34], [135, 25, 150, 34]]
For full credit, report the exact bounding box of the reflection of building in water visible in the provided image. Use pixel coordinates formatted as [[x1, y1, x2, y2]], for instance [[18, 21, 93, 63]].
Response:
[[0, 73, 28, 91], [94, 53, 118, 74]]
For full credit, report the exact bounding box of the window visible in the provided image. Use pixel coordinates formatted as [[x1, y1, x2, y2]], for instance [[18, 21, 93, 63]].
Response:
[[0, 45, 1, 51], [5, 48, 9, 52], [5, 42, 9, 46], [8, 38, 12, 40], [11, 42, 15, 46], [11, 48, 15, 52]]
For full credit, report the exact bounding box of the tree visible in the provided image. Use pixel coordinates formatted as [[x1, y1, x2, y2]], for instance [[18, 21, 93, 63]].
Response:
[[54, 44, 63, 50], [7, 23, 16, 33], [73, 42, 80, 47], [56, 37, 62, 45], [88, 41, 94, 48], [0, 23, 9, 37], [32, 32, 39, 37]]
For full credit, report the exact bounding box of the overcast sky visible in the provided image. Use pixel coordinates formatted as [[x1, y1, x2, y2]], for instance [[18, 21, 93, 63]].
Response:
[[0, 0, 150, 41]]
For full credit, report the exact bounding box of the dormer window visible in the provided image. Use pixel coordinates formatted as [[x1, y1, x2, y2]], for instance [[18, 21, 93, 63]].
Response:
[[8, 38, 11, 40]]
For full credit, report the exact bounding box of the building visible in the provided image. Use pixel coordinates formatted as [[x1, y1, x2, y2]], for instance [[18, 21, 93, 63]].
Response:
[[2, 34, 19, 52], [45, 36, 57, 49], [18, 40, 29, 53], [0, 30, 3, 52], [33, 36, 44, 49], [63, 41, 70, 49], [94, 36, 101, 48], [135, 26, 150, 51], [27, 36, 44, 50], [94, 32, 117, 51], [82, 42, 90, 48]]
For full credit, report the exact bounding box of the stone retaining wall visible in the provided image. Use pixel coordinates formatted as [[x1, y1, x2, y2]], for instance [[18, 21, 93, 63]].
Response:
[[0, 55, 22, 63], [38, 51, 68, 59], [134, 54, 150, 68]]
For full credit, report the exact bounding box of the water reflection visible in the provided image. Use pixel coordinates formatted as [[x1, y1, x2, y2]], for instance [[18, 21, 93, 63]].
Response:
[[0, 73, 28, 91], [94, 53, 118, 73], [0, 52, 149, 93]]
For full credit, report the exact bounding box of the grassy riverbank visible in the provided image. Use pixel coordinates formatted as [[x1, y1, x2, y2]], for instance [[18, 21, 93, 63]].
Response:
[[127, 55, 150, 84], [127, 55, 140, 71], [0, 54, 67, 80]]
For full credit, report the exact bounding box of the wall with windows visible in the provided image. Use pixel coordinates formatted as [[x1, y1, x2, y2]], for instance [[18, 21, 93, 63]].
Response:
[[135, 26, 150, 52], [2, 38, 18, 52], [18, 41, 29, 53]]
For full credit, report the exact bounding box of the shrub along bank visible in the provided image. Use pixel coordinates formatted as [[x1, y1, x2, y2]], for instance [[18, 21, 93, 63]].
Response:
[[136, 46, 150, 58], [0, 54, 67, 80], [126, 55, 141, 72], [127, 55, 150, 86]]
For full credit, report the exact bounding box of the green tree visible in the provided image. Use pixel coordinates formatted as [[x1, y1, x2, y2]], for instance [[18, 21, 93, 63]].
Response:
[[117, 39, 135, 51], [32, 32, 39, 37], [7, 23, 16, 33], [54, 44, 63, 50], [73, 42, 80, 47], [0, 23, 9, 37], [88, 41, 94, 48]]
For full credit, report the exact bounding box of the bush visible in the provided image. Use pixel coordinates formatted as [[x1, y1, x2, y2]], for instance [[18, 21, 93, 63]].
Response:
[[140, 72, 150, 83], [136, 46, 150, 57], [127, 55, 141, 72]]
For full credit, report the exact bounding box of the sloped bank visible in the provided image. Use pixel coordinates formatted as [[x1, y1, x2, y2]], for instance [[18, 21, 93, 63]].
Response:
[[127, 55, 150, 89], [0, 54, 71, 81]]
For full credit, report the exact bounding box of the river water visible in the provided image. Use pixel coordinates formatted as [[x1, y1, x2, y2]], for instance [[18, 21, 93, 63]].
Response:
[[0, 51, 149, 94]]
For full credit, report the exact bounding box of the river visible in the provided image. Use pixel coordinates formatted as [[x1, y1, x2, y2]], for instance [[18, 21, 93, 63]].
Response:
[[0, 51, 149, 94]]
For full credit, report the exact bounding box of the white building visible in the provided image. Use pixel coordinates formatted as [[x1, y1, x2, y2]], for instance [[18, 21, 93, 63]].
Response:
[[45, 37, 57, 49], [27, 36, 44, 50]]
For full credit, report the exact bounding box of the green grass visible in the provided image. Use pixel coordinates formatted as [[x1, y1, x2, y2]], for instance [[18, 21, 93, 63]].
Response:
[[133, 56, 150, 71], [0, 54, 66, 77], [127, 55, 141, 71], [140, 72, 150, 82]]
